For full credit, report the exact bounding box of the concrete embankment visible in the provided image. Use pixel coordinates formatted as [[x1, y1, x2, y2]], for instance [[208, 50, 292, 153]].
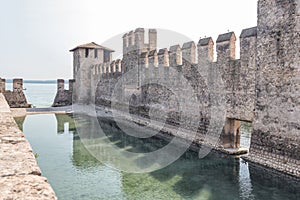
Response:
[[0, 94, 57, 200]]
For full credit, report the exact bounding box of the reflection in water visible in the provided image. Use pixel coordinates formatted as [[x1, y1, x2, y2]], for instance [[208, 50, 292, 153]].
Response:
[[55, 114, 76, 133], [72, 131, 103, 168], [249, 164, 300, 200], [14, 116, 26, 131], [22, 114, 123, 200], [239, 160, 255, 200], [122, 152, 242, 199], [17, 114, 300, 200]]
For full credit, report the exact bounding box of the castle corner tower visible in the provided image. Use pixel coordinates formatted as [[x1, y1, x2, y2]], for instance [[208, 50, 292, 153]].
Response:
[[70, 42, 114, 104]]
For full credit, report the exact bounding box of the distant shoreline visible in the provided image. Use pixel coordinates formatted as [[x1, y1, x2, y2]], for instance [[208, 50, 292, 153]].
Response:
[[5, 80, 69, 84]]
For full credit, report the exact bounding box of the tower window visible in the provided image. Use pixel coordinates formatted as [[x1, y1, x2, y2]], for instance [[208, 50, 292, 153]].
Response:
[[94, 49, 98, 58], [104, 50, 110, 62], [85, 49, 89, 58]]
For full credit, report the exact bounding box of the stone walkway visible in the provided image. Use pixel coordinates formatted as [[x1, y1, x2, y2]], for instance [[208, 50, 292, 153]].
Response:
[[26, 106, 73, 114], [0, 94, 57, 200]]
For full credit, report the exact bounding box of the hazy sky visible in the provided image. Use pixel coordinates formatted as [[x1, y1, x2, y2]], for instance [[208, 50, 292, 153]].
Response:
[[0, 0, 257, 80]]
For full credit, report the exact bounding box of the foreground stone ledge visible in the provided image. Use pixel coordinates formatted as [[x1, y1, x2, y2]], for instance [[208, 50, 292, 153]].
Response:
[[0, 142, 41, 177], [0, 94, 57, 200], [0, 175, 56, 200]]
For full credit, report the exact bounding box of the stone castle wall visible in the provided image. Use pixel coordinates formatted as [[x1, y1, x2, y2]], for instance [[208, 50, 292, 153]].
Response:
[[246, 0, 300, 177], [0, 78, 31, 108], [90, 27, 258, 150], [52, 79, 74, 107], [60, 0, 300, 177], [92, 27, 257, 119]]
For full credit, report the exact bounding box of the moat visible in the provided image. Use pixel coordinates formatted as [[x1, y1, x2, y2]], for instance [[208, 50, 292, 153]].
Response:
[[17, 114, 300, 200], [1, 0, 300, 199]]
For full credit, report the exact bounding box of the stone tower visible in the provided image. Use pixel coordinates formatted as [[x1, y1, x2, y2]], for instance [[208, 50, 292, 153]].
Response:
[[121, 28, 158, 96], [70, 42, 114, 104], [249, 0, 300, 175], [122, 28, 157, 73]]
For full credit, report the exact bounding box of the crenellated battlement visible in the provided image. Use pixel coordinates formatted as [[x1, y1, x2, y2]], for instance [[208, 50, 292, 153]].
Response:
[[129, 27, 257, 69], [67, 27, 258, 107], [0, 78, 25, 93], [182, 41, 196, 64], [0, 78, 5, 93], [52, 79, 75, 107], [169, 44, 182, 66], [158, 48, 169, 66], [148, 49, 158, 67], [0, 78, 31, 108], [89, 59, 123, 80], [122, 28, 157, 55], [88, 26, 257, 110], [198, 37, 214, 63]]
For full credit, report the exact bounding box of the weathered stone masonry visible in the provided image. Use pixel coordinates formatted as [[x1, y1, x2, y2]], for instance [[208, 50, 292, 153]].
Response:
[[52, 79, 74, 107], [0, 78, 31, 108], [246, 0, 300, 178], [0, 94, 57, 199], [57, 0, 299, 177], [80, 27, 258, 149]]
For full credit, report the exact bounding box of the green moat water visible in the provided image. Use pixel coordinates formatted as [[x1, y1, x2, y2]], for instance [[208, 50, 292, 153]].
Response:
[[18, 114, 300, 200]]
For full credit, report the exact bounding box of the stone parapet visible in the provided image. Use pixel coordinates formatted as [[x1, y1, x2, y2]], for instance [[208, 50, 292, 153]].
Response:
[[0, 94, 57, 199], [0, 78, 31, 108]]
